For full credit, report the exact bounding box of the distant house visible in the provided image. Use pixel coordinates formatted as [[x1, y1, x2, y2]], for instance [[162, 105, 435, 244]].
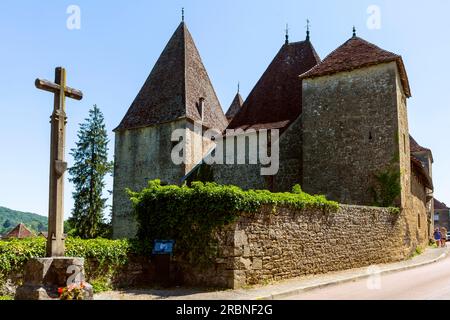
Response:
[[434, 199, 450, 230], [3, 223, 34, 239]]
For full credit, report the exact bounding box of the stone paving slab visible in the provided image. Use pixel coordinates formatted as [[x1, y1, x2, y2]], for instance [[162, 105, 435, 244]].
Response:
[[95, 245, 449, 300]]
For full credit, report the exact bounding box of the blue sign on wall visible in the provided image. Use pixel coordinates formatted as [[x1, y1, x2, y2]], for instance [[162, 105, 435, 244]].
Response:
[[152, 240, 175, 255]]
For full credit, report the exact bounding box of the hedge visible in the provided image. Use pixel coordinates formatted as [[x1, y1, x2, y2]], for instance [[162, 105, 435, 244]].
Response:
[[0, 237, 136, 295], [129, 180, 339, 265]]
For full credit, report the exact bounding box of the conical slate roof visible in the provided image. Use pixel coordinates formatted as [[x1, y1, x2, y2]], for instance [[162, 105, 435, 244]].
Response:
[[115, 22, 228, 132], [225, 92, 243, 121], [227, 40, 321, 132], [300, 36, 411, 97]]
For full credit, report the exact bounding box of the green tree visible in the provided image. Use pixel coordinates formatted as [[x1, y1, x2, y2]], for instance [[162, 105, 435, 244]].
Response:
[[37, 222, 45, 232], [2, 219, 12, 229], [69, 105, 113, 239]]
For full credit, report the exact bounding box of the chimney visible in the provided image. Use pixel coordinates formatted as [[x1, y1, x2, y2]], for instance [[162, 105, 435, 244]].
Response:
[[198, 97, 205, 122]]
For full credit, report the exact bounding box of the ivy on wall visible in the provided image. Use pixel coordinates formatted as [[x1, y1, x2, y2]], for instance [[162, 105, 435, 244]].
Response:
[[128, 180, 339, 266], [370, 167, 401, 208]]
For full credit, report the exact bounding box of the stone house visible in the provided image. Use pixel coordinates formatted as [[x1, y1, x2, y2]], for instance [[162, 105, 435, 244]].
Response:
[[2, 223, 34, 239], [112, 20, 434, 245], [434, 198, 450, 230]]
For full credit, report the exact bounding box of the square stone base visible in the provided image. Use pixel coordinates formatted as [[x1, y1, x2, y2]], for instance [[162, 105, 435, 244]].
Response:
[[15, 257, 93, 300]]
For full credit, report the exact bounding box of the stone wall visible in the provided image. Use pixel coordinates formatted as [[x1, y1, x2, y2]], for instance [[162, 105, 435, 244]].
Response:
[[210, 131, 267, 190], [175, 203, 427, 289], [395, 66, 412, 209], [302, 62, 402, 206], [406, 174, 431, 244], [113, 120, 186, 239], [4, 204, 427, 294], [274, 116, 303, 192], [210, 119, 304, 193], [112, 119, 215, 239]]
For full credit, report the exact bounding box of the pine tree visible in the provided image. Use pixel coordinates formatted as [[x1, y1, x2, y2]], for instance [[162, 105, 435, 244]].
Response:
[[69, 105, 113, 239], [2, 219, 11, 229]]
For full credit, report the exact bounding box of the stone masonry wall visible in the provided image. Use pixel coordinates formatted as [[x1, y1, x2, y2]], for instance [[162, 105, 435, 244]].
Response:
[[113, 120, 186, 239], [302, 62, 401, 206], [396, 66, 412, 209], [405, 174, 430, 246], [113, 119, 216, 239], [211, 121, 304, 193], [178, 204, 426, 289], [211, 131, 267, 190], [274, 116, 303, 192]]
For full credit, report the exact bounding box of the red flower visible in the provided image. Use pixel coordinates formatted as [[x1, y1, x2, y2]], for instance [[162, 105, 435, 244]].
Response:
[[58, 288, 64, 296]]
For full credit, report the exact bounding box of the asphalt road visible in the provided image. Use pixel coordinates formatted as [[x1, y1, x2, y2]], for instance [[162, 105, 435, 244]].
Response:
[[289, 253, 450, 300]]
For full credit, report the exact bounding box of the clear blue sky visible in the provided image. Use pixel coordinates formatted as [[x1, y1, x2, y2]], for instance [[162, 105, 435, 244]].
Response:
[[0, 0, 448, 218]]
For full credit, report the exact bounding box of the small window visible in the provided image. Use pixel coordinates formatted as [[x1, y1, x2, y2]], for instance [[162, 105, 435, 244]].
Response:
[[418, 214, 421, 229], [369, 131, 373, 141]]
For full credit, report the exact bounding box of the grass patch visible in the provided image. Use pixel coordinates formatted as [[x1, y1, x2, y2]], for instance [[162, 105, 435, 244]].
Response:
[[90, 278, 113, 294]]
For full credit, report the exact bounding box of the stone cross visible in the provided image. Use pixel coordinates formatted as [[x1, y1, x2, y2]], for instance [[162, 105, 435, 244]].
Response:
[[35, 67, 83, 257]]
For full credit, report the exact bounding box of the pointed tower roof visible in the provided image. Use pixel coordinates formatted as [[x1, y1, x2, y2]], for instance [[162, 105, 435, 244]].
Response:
[[225, 92, 243, 121], [4, 223, 34, 239], [227, 40, 321, 132], [300, 36, 411, 97], [115, 22, 228, 132]]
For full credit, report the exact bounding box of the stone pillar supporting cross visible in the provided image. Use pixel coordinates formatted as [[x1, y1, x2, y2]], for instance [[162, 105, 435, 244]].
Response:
[[35, 67, 83, 257]]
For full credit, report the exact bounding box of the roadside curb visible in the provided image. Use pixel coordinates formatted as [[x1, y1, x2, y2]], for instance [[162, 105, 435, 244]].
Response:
[[257, 248, 450, 300]]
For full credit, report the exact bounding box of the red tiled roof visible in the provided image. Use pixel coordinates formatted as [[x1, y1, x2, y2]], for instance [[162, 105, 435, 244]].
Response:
[[227, 40, 321, 132], [300, 36, 411, 97], [115, 22, 228, 132], [4, 223, 34, 239], [434, 198, 449, 210], [410, 135, 432, 153], [225, 93, 243, 121]]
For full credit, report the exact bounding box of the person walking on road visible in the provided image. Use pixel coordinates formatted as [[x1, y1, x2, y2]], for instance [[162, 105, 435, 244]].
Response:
[[440, 227, 447, 247], [434, 228, 442, 247]]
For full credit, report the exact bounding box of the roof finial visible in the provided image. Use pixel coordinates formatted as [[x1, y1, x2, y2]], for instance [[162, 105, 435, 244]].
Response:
[[352, 25, 356, 37], [182, 7, 185, 22], [237, 82, 240, 94], [285, 23, 289, 45], [306, 19, 311, 41]]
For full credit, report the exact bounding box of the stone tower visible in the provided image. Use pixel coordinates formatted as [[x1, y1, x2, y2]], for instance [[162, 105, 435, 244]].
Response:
[[300, 35, 412, 207], [112, 22, 228, 238]]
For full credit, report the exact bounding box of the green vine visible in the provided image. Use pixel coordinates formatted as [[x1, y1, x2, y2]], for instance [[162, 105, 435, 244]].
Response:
[[370, 166, 401, 208], [128, 180, 339, 266]]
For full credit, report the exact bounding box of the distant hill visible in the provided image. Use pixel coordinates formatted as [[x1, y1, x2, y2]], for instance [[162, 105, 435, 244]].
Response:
[[0, 206, 47, 236]]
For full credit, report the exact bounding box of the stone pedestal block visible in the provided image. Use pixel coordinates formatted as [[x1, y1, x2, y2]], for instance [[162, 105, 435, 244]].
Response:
[[15, 257, 93, 300]]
